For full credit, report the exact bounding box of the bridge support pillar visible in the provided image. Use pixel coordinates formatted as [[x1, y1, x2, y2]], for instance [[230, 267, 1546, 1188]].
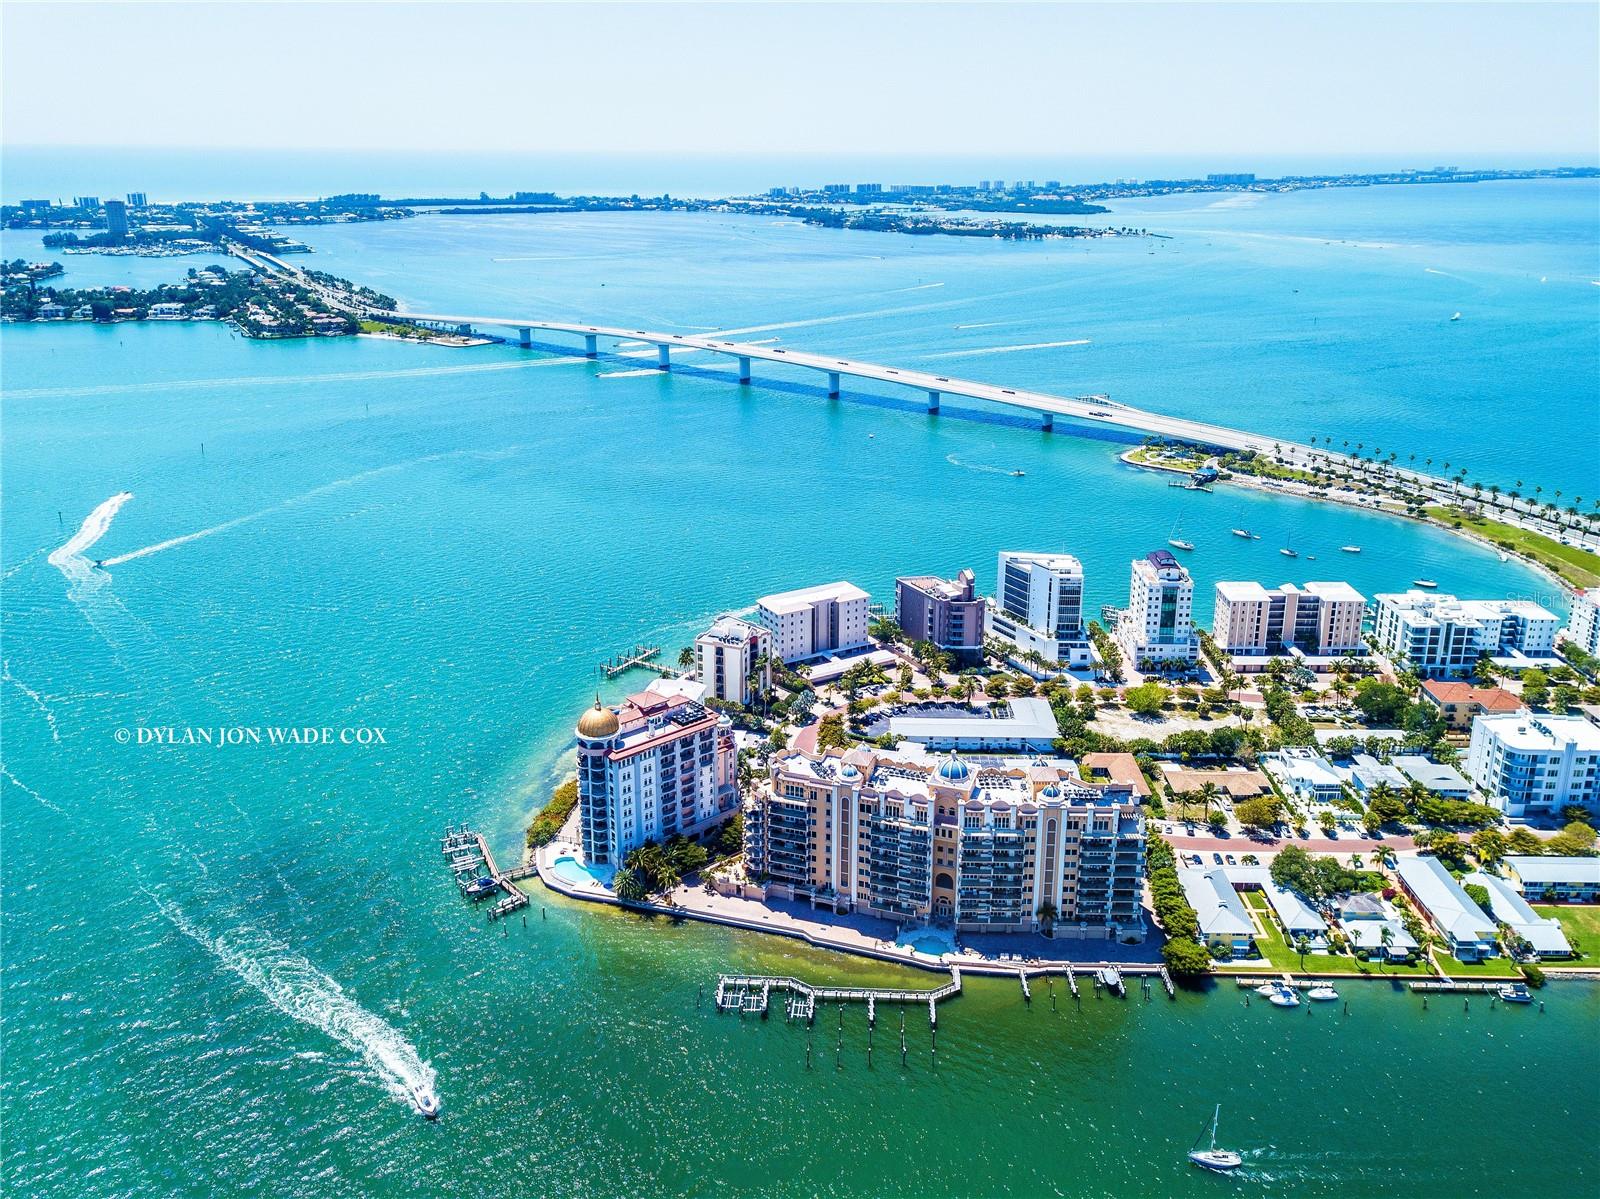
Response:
[[738, 355, 751, 383], [927, 390, 941, 413], [827, 371, 841, 398], [517, 326, 531, 348], [584, 333, 598, 358], [657, 344, 670, 371], [1042, 412, 1054, 432]]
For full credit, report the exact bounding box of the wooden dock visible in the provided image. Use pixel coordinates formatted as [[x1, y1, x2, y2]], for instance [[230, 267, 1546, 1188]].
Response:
[[714, 968, 963, 1025], [440, 824, 529, 920], [600, 644, 661, 678]]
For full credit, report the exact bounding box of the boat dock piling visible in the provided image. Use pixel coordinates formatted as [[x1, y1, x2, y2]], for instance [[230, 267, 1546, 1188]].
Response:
[[600, 644, 661, 678], [714, 968, 962, 1028], [440, 824, 529, 920]]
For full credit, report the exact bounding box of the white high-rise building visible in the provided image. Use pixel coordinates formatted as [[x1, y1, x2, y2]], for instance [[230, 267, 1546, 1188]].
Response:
[[1117, 551, 1197, 667], [574, 689, 737, 866], [755, 581, 870, 664], [1212, 580, 1367, 666], [1566, 590, 1600, 657], [1467, 713, 1600, 819], [984, 551, 1091, 667], [1372, 591, 1560, 677], [695, 616, 773, 706]]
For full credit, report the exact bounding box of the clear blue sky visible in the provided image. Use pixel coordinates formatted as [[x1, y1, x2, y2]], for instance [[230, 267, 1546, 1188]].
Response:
[[5, 2, 1596, 158]]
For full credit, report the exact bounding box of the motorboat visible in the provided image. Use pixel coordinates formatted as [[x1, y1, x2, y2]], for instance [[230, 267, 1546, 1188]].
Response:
[[1188, 1105, 1244, 1173], [1413, 578, 1439, 589], [1340, 545, 1362, 553], [1254, 982, 1278, 997], [1010, 470, 1026, 477], [410, 1082, 441, 1120], [1497, 982, 1534, 1004], [463, 875, 498, 899], [1097, 967, 1119, 988], [1307, 984, 1340, 1002], [1450, 312, 1462, 321], [1267, 984, 1300, 1008]]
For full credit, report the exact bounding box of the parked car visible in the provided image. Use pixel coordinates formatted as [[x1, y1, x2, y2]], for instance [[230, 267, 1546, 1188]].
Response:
[[1212, 852, 1223, 865], [1225, 854, 1236, 865]]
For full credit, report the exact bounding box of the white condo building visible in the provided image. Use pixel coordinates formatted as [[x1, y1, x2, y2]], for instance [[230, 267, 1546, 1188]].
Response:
[[1371, 591, 1560, 677], [574, 687, 738, 866], [1567, 590, 1600, 657], [755, 581, 870, 664], [1117, 550, 1197, 667], [984, 551, 1091, 667], [1466, 712, 1600, 818], [1212, 580, 1366, 668], [695, 616, 773, 706]]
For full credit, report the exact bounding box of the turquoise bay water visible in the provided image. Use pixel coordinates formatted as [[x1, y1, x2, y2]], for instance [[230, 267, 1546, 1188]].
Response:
[[3, 181, 1598, 1197]]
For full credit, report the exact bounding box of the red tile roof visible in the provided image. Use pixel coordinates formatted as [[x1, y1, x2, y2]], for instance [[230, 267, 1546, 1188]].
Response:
[[1420, 681, 1523, 712]]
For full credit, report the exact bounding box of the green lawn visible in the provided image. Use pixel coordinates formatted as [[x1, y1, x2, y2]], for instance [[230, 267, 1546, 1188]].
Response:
[[1532, 904, 1600, 961], [1435, 952, 1524, 979], [1425, 507, 1600, 589], [1235, 891, 1429, 977]]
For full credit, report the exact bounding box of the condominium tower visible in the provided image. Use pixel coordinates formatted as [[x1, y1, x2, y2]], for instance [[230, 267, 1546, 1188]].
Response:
[[895, 570, 985, 665], [745, 747, 1146, 939], [984, 551, 1091, 667], [1117, 551, 1197, 667], [695, 615, 773, 706], [1212, 580, 1367, 668], [1372, 591, 1559, 677], [756, 581, 871, 664], [574, 687, 737, 866]]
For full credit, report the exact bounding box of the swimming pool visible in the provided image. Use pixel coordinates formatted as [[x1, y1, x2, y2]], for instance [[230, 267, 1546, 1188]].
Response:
[[549, 854, 607, 889], [900, 933, 953, 957]]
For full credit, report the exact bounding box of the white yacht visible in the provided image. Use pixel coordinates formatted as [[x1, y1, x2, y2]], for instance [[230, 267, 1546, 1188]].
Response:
[[1188, 1105, 1244, 1173], [410, 1082, 441, 1120]]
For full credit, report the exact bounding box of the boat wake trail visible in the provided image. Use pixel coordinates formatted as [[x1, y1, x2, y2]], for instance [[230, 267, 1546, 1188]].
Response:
[[919, 340, 1090, 360], [1, 764, 68, 816], [151, 893, 435, 1111], [945, 453, 1015, 477], [2, 662, 61, 742], [48, 491, 133, 578]]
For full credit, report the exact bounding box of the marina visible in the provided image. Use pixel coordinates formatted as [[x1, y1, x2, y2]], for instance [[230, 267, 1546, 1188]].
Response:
[[440, 824, 529, 919]]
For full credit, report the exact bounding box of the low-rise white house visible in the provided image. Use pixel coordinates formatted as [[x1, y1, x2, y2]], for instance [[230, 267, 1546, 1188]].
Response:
[[1271, 746, 1345, 804], [1395, 855, 1499, 961], [1180, 867, 1254, 957], [1502, 855, 1600, 903], [1462, 871, 1572, 958]]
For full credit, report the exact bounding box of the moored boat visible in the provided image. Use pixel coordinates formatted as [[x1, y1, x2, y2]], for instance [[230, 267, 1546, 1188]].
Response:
[[1308, 984, 1339, 1002], [1498, 982, 1534, 1004], [1267, 983, 1300, 1008], [1413, 578, 1438, 588], [1340, 545, 1362, 553]]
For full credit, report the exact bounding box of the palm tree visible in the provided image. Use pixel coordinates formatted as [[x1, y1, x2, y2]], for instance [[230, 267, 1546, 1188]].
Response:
[[1036, 900, 1058, 937], [678, 646, 696, 670], [1295, 934, 1311, 972], [1197, 781, 1222, 824], [1378, 923, 1394, 973]]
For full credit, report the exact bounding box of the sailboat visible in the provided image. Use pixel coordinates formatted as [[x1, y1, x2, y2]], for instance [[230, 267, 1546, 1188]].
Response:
[[1230, 510, 1258, 539], [1168, 519, 1195, 552], [1188, 1105, 1244, 1173], [1279, 533, 1298, 558]]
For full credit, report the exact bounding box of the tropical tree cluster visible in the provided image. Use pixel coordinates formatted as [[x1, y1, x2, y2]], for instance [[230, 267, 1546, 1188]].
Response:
[[1147, 838, 1210, 975], [613, 836, 710, 902]]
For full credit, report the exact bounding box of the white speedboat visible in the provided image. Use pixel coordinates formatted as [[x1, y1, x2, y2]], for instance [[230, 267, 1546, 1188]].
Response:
[[1307, 984, 1339, 1002], [1413, 578, 1438, 589], [1450, 311, 1462, 321], [1188, 1105, 1244, 1173], [1498, 982, 1534, 1004], [1340, 545, 1362, 553], [410, 1082, 441, 1120], [1267, 984, 1300, 1008], [1254, 982, 1278, 997]]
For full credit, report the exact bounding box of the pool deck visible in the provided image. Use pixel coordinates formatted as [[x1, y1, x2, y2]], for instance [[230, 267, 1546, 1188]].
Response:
[[532, 836, 1162, 974]]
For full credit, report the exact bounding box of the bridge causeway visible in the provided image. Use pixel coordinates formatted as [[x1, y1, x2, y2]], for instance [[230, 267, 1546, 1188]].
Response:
[[378, 308, 1306, 455]]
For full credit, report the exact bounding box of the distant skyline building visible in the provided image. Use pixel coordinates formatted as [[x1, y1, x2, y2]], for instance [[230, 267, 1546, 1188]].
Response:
[[755, 581, 870, 664], [895, 570, 984, 665], [1117, 551, 1197, 667], [103, 198, 128, 238], [984, 551, 1091, 668], [125, 191, 148, 207], [72, 195, 100, 210]]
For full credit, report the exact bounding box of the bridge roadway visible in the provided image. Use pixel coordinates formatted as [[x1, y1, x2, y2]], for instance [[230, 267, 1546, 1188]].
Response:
[[382, 310, 1300, 455]]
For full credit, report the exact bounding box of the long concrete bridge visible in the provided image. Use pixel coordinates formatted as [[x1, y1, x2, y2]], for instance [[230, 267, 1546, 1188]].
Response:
[[382, 309, 1299, 454]]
